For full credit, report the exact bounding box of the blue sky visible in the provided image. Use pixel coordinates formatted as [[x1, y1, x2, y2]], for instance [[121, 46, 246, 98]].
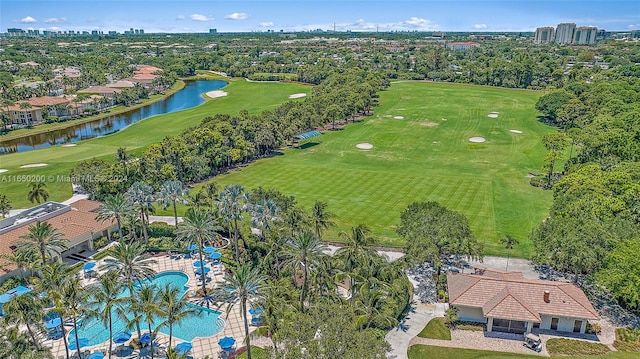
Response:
[[1, 1, 639, 33]]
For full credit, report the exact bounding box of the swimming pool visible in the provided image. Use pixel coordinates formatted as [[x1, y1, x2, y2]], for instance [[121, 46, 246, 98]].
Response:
[[68, 271, 225, 347]]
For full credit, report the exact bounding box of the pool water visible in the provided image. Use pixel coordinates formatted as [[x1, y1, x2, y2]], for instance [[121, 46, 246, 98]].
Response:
[[68, 271, 225, 346]]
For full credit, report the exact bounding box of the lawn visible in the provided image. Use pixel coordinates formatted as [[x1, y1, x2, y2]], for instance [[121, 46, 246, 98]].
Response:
[[0, 79, 311, 209], [417, 318, 451, 340], [211, 82, 555, 257], [408, 345, 638, 359]]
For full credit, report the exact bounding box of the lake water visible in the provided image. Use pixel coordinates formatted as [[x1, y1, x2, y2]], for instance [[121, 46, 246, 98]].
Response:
[[0, 80, 226, 154]]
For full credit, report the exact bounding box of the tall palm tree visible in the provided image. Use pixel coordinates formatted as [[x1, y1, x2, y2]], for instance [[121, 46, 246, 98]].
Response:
[[27, 182, 49, 204], [282, 231, 327, 311], [101, 242, 157, 337], [353, 284, 398, 330], [175, 208, 222, 295], [61, 277, 89, 359], [2, 293, 45, 351], [0, 250, 34, 281], [500, 235, 519, 271], [157, 180, 189, 229], [156, 284, 199, 350], [218, 264, 268, 359], [85, 271, 128, 359], [126, 181, 156, 242], [0, 194, 12, 218], [136, 284, 163, 359], [335, 224, 377, 303], [283, 206, 309, 238], [215, 184, 249, 261], [249, 199, 281, 242], [17, 221, 66, 265], [96, 193, 135, 241], [311, 200, 335, 240]]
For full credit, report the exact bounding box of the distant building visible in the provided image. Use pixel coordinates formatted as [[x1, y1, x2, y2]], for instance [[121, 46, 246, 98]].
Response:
[[432, 31, 446, 39], [596, 29, 608, 41], [209, 28, 217, 34], [555, 23, 576, 44], [108, 31, 118, 35], [7, 28, 26, 37], [574, 26, 597, 45], [534, 27, 555, 44], [446, 41, 480, 50]]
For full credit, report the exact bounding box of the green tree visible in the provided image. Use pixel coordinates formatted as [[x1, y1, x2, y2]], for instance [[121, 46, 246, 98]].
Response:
[[17, 221, 66, 265], [136, 284, 164, 359], [157, 180, 189, 229], [0, 194, 12, 218], [535, 91, 573, 123], [2, 293, 45, 351], [215, 184, 249, 261], [96, 193, 135, 241], [282, 231, 327, 311], [218, 264, 268, 359], [61, 277, 89, 359], [597, 238, 640, 312], [500, 235, 519, 271], [126, 181, 156, 242], [175, 208, 222, 295], [541, 132, 569, 184], [311, 200, 335, 240], [156, 284, 199, 350], [27, 181, 49, 204]]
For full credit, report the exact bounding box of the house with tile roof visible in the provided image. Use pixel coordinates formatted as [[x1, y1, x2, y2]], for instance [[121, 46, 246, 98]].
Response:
[[447, 270, 599, 334], [0, 200, 116, 284]]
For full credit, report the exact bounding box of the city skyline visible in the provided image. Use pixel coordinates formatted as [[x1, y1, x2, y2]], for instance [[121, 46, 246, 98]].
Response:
[[1, 0, 639, 34]]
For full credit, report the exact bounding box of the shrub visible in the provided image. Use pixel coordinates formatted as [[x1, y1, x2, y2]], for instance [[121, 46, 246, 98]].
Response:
[[443, 307, 459, 327], [93, 236, 109, 250], [455, 321, 486, 331], [614, 327, 640, 352], [586, 322, 602, 334], [147, 222, 175, 238], [546, 338, 610, 356]]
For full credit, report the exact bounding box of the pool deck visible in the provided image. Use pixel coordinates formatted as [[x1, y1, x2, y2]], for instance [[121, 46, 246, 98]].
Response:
[[46, 253, 257, 359]]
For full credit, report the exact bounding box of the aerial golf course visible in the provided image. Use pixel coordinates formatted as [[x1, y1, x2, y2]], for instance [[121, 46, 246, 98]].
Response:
[[1, 80, 556, 257]]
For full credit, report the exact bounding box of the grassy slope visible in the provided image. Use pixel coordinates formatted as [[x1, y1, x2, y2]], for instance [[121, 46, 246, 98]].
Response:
[[417, 318, 451, 340], [211, 82, 554, 257], [0, 80, 311, 208], [408, 345, 637, 359]]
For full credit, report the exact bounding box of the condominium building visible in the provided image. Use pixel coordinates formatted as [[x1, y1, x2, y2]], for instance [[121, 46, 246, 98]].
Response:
[[534, 27, 555, 44], [574, 26, 598, 45], [555, 23, 576, 44]]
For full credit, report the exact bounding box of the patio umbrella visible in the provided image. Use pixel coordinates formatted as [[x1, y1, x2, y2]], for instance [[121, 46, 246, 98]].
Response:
[[69, 338, 89, 350], [193, 260, 207, 267], [82, 261, 96, 271], [209, 252, 222, 260], [203, 246, 217, 253], [185, 244, 198, 251], [249, 307, 264, 316], [86, 352, 105, 359], [45, 317, 62, 329], [112, 331, 131, 344], [139, 332, 152, 344], [195, 266, 211, 275], [174, 342, 192, 355], [218, 336, 235, 351]]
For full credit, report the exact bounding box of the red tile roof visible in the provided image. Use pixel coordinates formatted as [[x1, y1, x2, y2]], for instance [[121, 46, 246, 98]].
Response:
[[448, 272, 599, 321], [77, 86, 122, 94], [27, 96, 70, 107]]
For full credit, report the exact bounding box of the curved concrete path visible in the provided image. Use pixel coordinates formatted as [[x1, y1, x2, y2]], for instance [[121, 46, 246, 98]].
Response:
[[385, 299, 447, 359]]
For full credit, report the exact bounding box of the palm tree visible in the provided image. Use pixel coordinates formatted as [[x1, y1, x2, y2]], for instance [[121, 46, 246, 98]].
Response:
[[115, 147, 129, 176], [17, 221, 66, 265], [218, 264, 268, 359], [175, 208, 222, 295], [85, 271, 127, 359], [0, 250, 34, 281], [1, 98, 15, 131], [282, 231, 327, 311], [2, 293, 45, 351], [96, 193, 135, 241], [500, 235, 519, 271], [61, 276, 89, 359], [311, 200, 335, 240], [157, 180, 189, 229], [0, 194, 12, 218], [283, 206, 308, 238], [354, 284, 398, 330], [156, 284, 199, 350], [249, 199, 281, 242], [136, 284, 163, 359], [215, 184, 249, 261], [335, 224, 377, 303], [27, 182, 49, 204], [101, 242, 157, 338], [126, 181, 156, 242]]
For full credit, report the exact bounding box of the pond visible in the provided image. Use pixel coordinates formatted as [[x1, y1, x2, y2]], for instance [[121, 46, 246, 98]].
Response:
[[0, 80, 226, 154]]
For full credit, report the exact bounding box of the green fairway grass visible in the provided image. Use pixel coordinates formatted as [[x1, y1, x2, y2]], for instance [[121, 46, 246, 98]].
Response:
[[408, 345, 637, 359], [211, 82, 555, 257], [0, 80, 311, 209]]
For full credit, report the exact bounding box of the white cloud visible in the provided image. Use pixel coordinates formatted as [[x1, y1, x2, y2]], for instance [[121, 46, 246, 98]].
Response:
[[19, 16, 37, 23], [44, 17, 67, 24], [225, 12, 248, 20], [403, 17, 430, 27], [191, 14, 214, 22], [472, 24, 488, 29], [176, 15, 186, 20], [259, 21, 274, 27]]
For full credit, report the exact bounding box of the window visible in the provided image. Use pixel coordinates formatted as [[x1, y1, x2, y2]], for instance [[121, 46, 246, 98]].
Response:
[[551, 317, 559, 330]]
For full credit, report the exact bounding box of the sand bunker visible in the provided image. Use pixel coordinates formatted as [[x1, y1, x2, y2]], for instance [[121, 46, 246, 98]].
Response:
[[62, 143, 77, 147], [356, 143, 374, 150], [469, 137, 486, 143], [510, 130, 523, 134], [487, 113, 499, 118], [441, 118, 447, 121], [206, 90, 228, 98], [393, 116, 404, 120], [421, 121, 438, 127], [0, 169, 7, 173], [289, 93, 307, 99], [20, 163, 48, 168]]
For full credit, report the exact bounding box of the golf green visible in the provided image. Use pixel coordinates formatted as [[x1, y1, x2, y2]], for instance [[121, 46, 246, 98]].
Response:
[[212, 82, 555, 257]]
